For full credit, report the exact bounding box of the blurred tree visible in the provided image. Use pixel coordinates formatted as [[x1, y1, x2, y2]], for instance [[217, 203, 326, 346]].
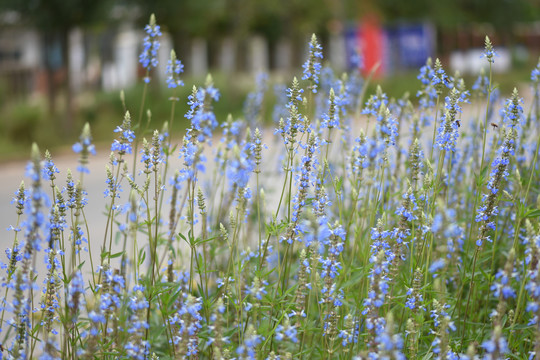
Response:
[[365, 0, 538, 37], [0, 0, 111, 135]]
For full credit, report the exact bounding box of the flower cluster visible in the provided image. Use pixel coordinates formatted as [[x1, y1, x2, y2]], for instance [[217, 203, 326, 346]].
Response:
[[111, 111, 136, 157], [72, 123, 96, 173], [482, 36, 497, 64], [436, 88, 466, 153], [139, 14, 162, 82], [302, 34, 323, 93], [476, 89, 522, 247], [244, 72, 268, 126], [166, 49, 184, 89]]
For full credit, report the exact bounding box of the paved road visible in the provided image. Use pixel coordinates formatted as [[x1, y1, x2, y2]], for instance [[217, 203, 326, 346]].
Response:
[[0, 131, 287, 277]]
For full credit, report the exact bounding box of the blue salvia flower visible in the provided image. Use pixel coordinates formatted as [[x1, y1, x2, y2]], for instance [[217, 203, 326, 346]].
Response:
[[104, 166, 122, 199], [442, 209, 465, 265], [436, 88, 465, 153], [350, 131, 369, 181], [346, 68, 364, 109], [67, 270, 85, 317], [166, 49, 184, 89], [405, 269, 425, 311], [375, 104, 398, 164], [491, 263, 517, 300], [40, 339, 61, 360], [291, 134, 318, 221], [291, 249, 310, 321], [350, 46, 364, 71], [418, 57, 434, 86], [4, 182, 27, 284], [280, 134, 318, 244], [472, 68, 489, 96], [124, 288, 149, 360], [481, 326, 508, 359], [170, 294, 203, 356], [185, 76, 220, 144], [244, 72, 268, 127], [417, 58, 437, 114], [408, 138, 424, 185], [302, 34, 323, 93], [429, 299, 456, 359], [226, 136, 256, 191], [64, 170, 76, 209], [320, 224, 345, 295], [208, 297, 226, 352], [139, 14, 162, 83], [246, 277, 268, 300], [369, 313, 406, 360], [499, 89, 524, 130], [275, 316, 298, 343], [10, 145, 45, 358], [370, 219, 392, 257], [275, 77, 307, 147], [428, 259, 446, 278], [140, 130, 164, 173], [532, 59, 540, 84], [489, 250, 519, 325], [180, 136, 205, 181], [272, 83, 289, 125], [236, 324, 263, 359], [312, 176, 331, 220], [23, 143, 46, 261], [42, 150, 59, 185], [81, 305, 106, 357], [525, 235, 540, 360], [71, 225, 89, 255], [395, 188, 419, 223], [338, 314, 358, 348], [432, 58, 451, 95], [111, 111, 136, 157], [12, 181, 27, 217], [321, 88, 340, 131], [531, 59, 540, 122], [476, 89, 522, 247], [482, 36, 497, 64], [72, 123, 96, 174], [99, 267, 124, 335], [362, 250, 390, 345], [363, 85, 388, 117], [40, 247, 61, 346], [388, 188, 417, 267], [320, 224, 345, 339], [319, 66, 338, 96]]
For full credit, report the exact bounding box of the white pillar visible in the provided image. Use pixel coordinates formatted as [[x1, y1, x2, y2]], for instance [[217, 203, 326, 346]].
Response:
[[20, 30, 41, 68], [219, 37, 236, 73], [329, 33, 347, 72], [69, 28, 85, 92], [191, 38, 208, 76], [248, 35, 268, 74], [274, 38, 292, 72], [114, 29, 138, 89]]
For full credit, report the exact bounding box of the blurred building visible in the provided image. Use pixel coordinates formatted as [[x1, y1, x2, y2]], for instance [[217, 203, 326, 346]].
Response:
[[2, 10, 540, 100]]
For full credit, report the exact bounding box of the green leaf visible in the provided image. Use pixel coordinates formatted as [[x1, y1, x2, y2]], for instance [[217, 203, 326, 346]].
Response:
[[138, 249, 146, 265], [525, 209, 540, 218], [108, 251, 124, 259]]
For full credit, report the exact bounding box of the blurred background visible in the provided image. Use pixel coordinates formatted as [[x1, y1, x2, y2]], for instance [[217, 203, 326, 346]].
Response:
[[0, 0, 539, 160]]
